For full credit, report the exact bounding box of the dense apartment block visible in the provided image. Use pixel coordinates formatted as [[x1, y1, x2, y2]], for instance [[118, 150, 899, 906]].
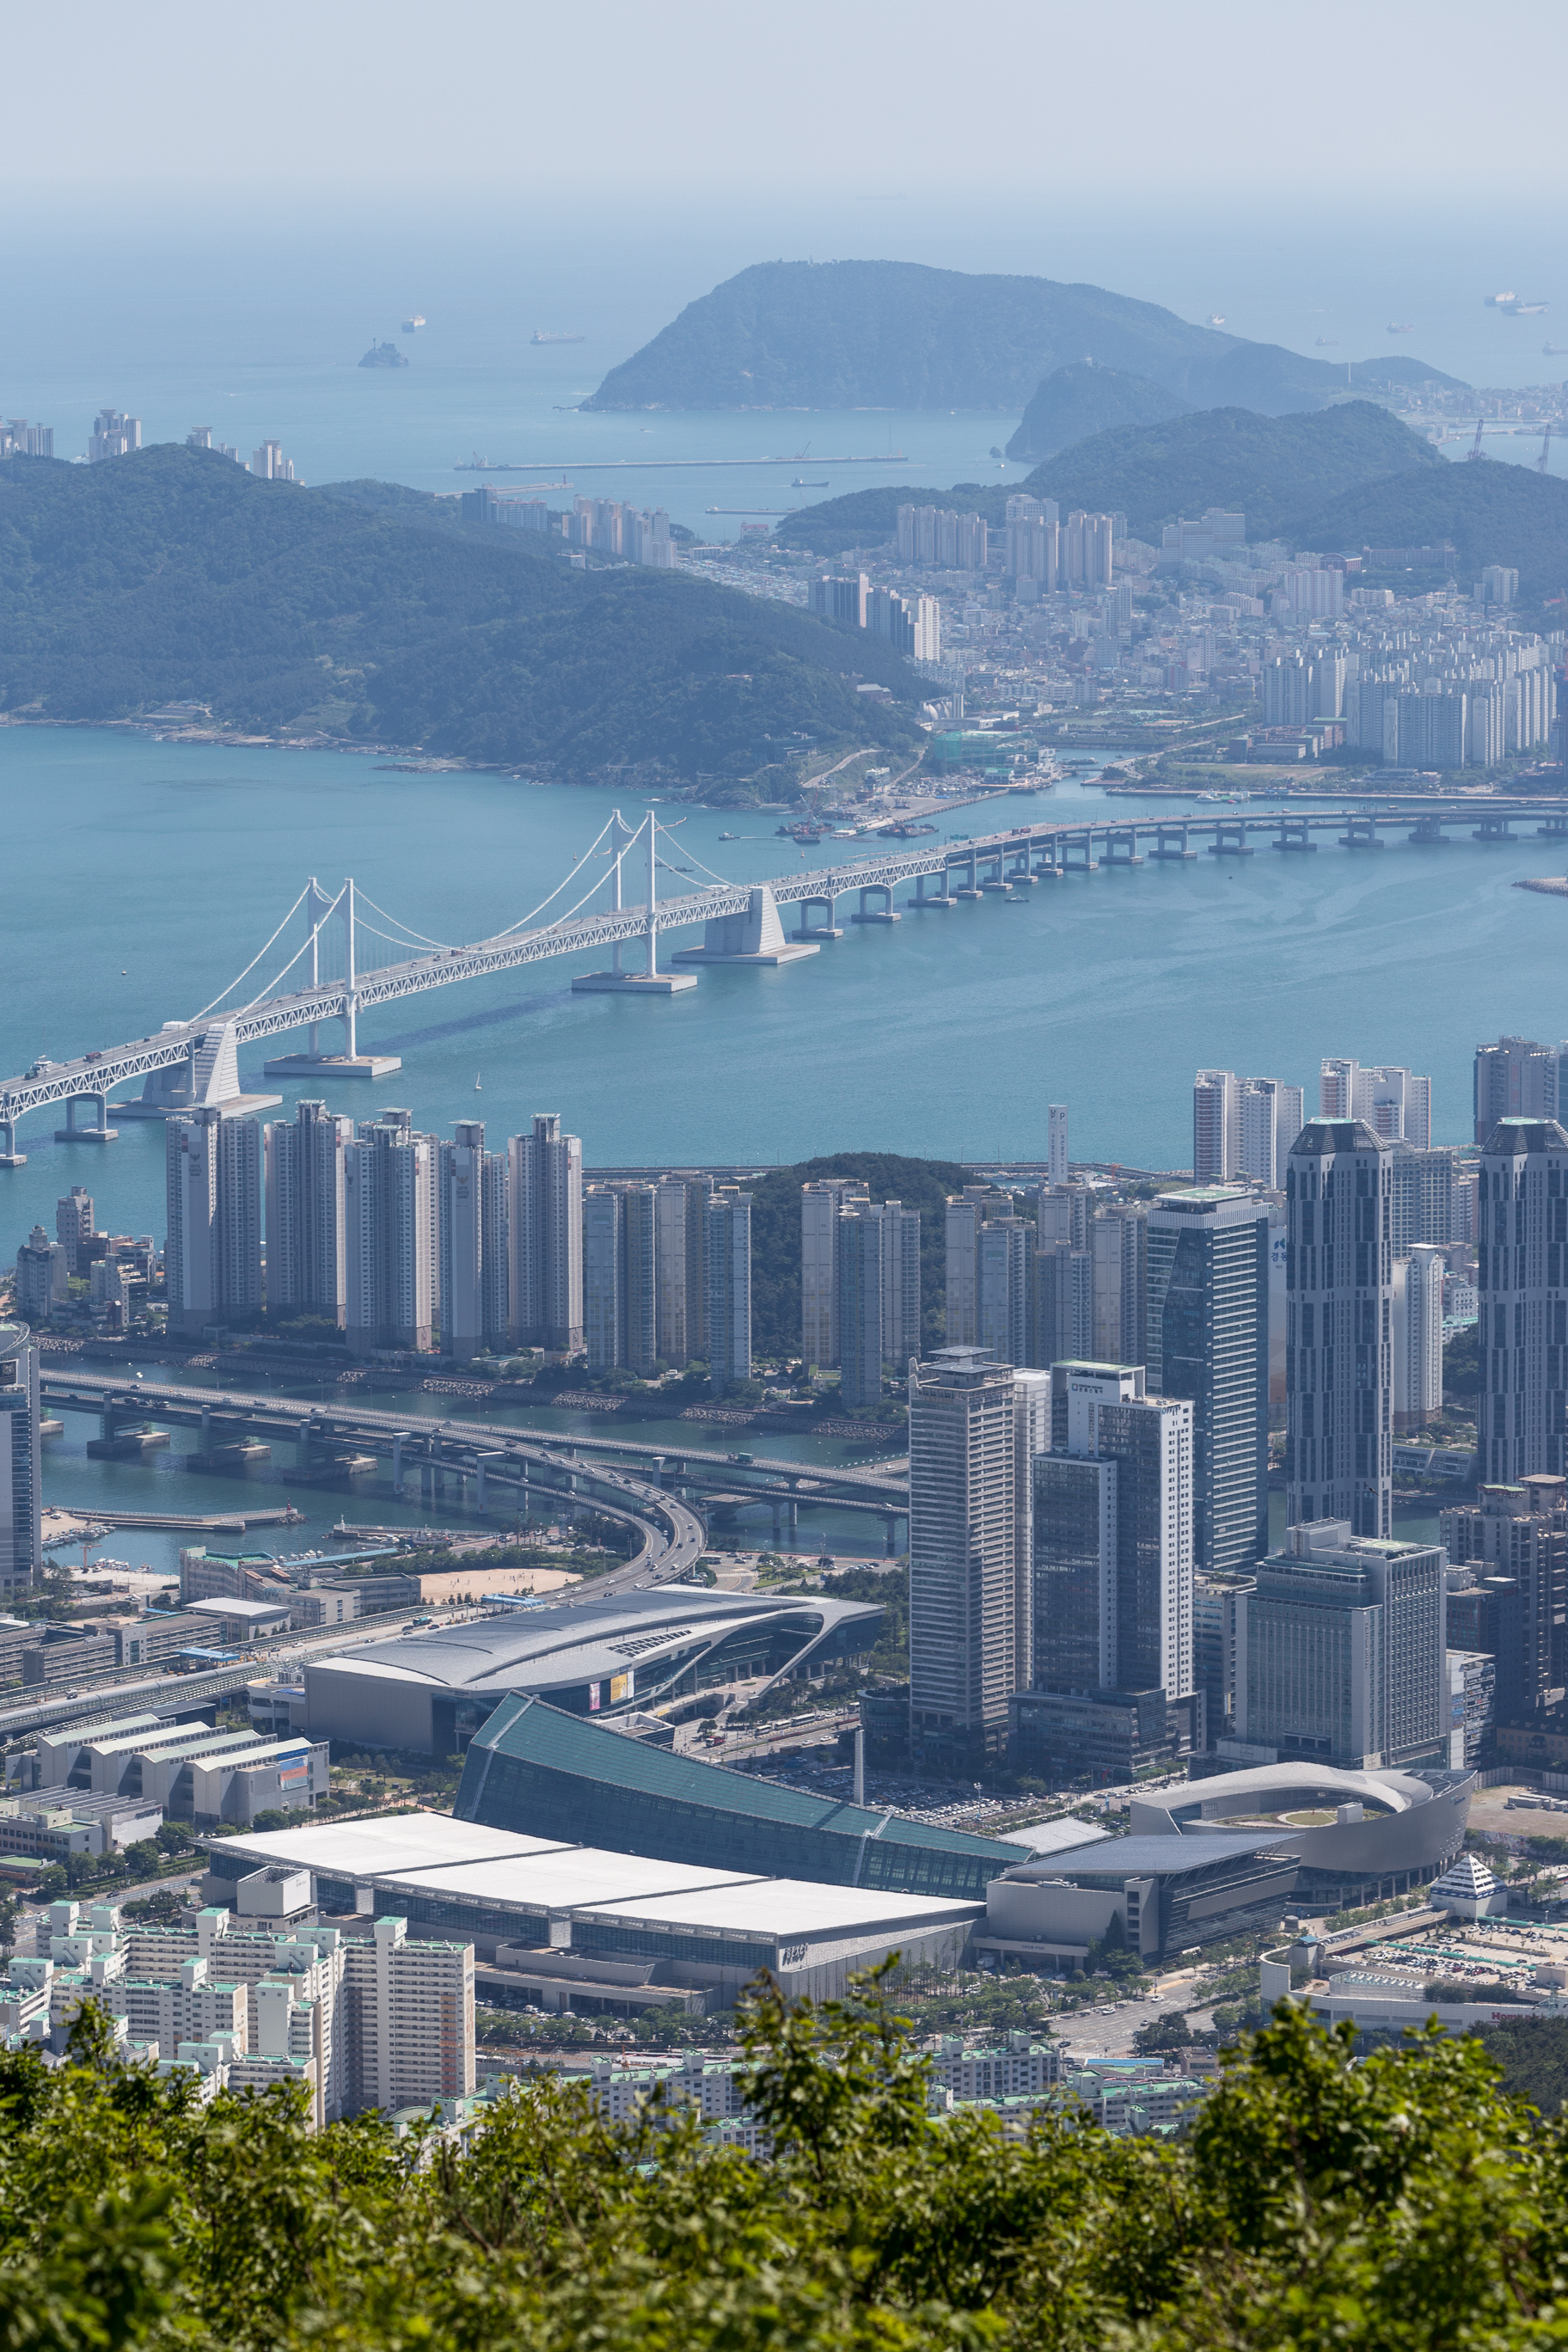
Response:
[[1475, 1118, 1568, 1485], [1285, 1119, 1393, 1538]]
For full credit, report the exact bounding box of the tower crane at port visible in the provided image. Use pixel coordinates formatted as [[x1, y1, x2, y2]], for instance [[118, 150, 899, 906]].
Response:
[[1540, 422, 1554, 473], [1467, 416, 1486, 460]]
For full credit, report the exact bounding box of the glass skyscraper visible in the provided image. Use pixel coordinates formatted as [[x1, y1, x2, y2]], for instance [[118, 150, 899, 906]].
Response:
[[1146, 1188, 1270, 1577]]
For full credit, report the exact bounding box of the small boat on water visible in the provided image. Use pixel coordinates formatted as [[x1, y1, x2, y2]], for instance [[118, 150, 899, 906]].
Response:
[[475, 1075, 482, 1092], [719, 830, 738, 840]]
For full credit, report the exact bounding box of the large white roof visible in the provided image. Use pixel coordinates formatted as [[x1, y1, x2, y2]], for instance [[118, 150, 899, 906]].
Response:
[[211, 1814, 982, 1943], [218, 1814, 566, 1880]]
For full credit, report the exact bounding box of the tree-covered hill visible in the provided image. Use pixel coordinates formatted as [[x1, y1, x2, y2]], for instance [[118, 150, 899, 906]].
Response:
[[6, 1984, 1568, 2352], [1287, 456, 1568, 601], [1017, 401, 1444, 540], [1005, 359, 1192, 462], [582, 259, 1461, 415], [747, 1151, 967, 1361], [0, 448, 922, 776], [774, 403, 1451, 559]]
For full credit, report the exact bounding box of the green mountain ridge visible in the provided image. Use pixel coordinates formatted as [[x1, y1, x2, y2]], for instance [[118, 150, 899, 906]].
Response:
[[1004, 361, 1192, 462], [584, 259, 1464, 415], [772, 403, 1453, 558], [0, 448, 922, 778]]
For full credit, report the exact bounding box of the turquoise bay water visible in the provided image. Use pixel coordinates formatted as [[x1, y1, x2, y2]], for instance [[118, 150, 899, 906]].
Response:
[[3, 724, 1565, 1234], [9, 725, 1556, 1565]]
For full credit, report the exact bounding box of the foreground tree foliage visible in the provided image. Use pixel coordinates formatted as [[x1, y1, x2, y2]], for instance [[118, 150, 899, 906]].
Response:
[[6, 1980, 1568, 2352]]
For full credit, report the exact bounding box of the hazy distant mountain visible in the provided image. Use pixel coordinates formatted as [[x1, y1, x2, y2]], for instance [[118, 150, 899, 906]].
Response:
[[1005, 361, 1191, 462], [583, 260, 1464, 415], [0, 449, 920, 778], [771, 402, 1446, 557]]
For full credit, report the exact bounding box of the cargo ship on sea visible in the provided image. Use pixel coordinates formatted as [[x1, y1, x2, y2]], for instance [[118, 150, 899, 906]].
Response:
[[532, 330, 586, 346]]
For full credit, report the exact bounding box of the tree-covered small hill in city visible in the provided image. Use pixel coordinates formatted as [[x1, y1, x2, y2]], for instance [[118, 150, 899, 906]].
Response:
[[4, 1986, 1568, 2352], [0, 447, 922, 777], [582, 258, 1461, 415], [1287, 455, 1568, 602], [1017, 401, 1445, 541], [775, 403, 1452, 559], [748, 1151, 966, 1361], [1005, 359, 1192, 462]]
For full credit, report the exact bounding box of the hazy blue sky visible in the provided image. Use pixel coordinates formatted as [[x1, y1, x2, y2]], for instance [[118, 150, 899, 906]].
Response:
[[7, 0, 1558, 205]]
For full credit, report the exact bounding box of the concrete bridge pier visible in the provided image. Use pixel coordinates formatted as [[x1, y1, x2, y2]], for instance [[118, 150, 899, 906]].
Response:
[[910, 873, 957, 908], [1408, 816, 1450, 844], [0, 1117, 25, 1168], [793, 891, 843, 941], [951, 853, 983, 900], [1098, 826, 1144, 869], [392, 1433, 404, 1497], [1274, 818, 1318, 852], [852, 883, 899, 924], [1208, 820, 1255, 856], [883, 1514, 899, 1557], [1474, 815, 1516, 842], [1149, 824, 1196, 861], [1059, 836, 1094, 874], [1338, 813, 1385, 848], [54, 1091, 118, 1146]]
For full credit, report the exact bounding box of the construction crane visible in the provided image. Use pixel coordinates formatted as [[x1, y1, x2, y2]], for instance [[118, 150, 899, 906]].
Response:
[[1467, 416, 1486, 460], [1540, 421, 1554, 472]]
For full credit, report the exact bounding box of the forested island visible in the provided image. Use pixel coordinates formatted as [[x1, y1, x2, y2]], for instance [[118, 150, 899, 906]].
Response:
[[584, 258, 1461, 416]]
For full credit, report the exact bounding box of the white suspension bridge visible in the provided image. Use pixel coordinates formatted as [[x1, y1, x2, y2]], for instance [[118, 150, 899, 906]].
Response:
[[3, 793, 1565, 1162]]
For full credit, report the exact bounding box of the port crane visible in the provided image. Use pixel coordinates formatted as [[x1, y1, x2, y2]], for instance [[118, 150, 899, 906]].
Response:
[[1467, 416, 1486, 460], [1540, 422, 1555, 473]]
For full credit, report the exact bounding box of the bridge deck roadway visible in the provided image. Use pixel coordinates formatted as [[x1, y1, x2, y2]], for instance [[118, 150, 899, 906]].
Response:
[[5, 796, 1565, 1130], [41, 1372, 908, 1506], [44, 1372, 708, 1588]]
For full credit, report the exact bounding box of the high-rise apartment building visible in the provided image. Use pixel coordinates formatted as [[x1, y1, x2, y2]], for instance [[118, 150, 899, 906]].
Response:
[[438, 1124, 491, 1361], [1237, 1522, 1446, 1769], [1392, 1243, 1444, 1431], [800, 1178, 870, 1368], [13, 1228, 67, 1325], [1474, 1036, 1568, 1142], [56, 1186, 95, 1275], [808, 573, 868, 627], [1388, 1145, 1456, 1252], [1285, 1119, 1393, 1537], [945, 1185, 1006, 1349], [1034, 1239, 1094, 1366], [88, 409, 140, 462], [1034, 1362, 1195, 1703], [1320, 1059, 1431, 1148], [1193, 1070, 1239, 1183], [265, 1099, 352, 1327], [894, 505, 987, 571], [1062, 510, 1114, 589], [1193, 1569, 1255, 1744], [165, 1111, 263, 1335], [252, 440, 297, 483], [866, 584, 940, 663], [1476, 1117, 1568, 1485], [1196, 1072, 1304, 1186], [1090, 1204, 1145, 1365], [508, 1115, 583, 1353], [652, 1173, 708, 1368], [583, 1188, 626, 1374], [1146, 1191, 1269, 1577], [976, 1216, 1035, 1371], [836, 1200, 920, 1408], [1442, 1477, 1566, 1721], [1005, 495, 1059, 591], [908, 1348, 1018, 1758], [0, 1322, 40, 1596], [1048, 1105, 1069, 1188], [582, 1185, 658, 1376], [342, 1917, 475, 2117], [703, 1187, 752, 1392], [1239, 1078, 1305, 1187], [344, 1114, 434, 1354]]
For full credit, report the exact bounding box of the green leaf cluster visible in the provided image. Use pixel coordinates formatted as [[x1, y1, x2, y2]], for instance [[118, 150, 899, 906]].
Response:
[[6, 1983, 1568, 2351]]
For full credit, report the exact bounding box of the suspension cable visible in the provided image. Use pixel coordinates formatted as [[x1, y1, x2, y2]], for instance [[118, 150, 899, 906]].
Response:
[[190, 883, 315, 1020]]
